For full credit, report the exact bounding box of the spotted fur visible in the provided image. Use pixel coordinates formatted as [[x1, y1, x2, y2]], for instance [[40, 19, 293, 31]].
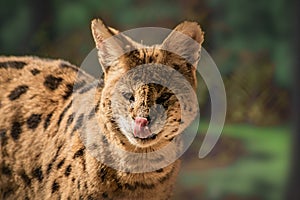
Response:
[[0, 19, 204, 200]]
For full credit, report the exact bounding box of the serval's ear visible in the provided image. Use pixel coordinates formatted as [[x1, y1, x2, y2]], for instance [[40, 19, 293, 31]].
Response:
[[91, 19, 138, 74], [161, 21, 204, 67]]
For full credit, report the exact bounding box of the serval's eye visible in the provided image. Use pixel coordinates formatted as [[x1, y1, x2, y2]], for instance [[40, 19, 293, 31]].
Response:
[[122, 92, 135, 103], [156, 93, 173, 104]]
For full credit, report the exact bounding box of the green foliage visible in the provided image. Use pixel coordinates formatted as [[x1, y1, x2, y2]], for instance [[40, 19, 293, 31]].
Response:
[[54, 2, 90, 34], [0, 2, 30, 53], [208, 0, 293, 88], [0, 0, 180, 57], [177, 122, 290, 200], [224, 59, 289, 125], [0, 0, 292, 88]]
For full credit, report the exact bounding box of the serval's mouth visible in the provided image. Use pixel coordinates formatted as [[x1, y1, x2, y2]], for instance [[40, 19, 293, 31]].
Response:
[[133, 117, 154, 139], [135, 133, 157, 141]]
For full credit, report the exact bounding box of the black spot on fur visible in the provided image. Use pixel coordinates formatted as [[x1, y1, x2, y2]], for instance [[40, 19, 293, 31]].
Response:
[[124, 182, 155, 191], [100, 72, 105, 79], [32, 166, 43, 182], [8, 85, 29, 100], [82, 158, 86, 171], [20, 171, 31, 186], [0, 129, 7, 146], [186, 63, 193, 69], [64, 165, 72, 177], [149, 56, 154, 63], [116, 181, 123, 190], [173, 64, 181, 70], [124, 183, 136, 191], [11, 121, 22, 140], [73, 148, 85, 158], [88, 100, 100, 119], [78, 81, 99, 94], [111, 172, 123, 190], [119, 140, 125, 146], [2, 187, 14, 198], [63, 80, 88, 99], [63, 84, 74, 100], [27, 114, 42, 129], [95, 100, 101, 112], [172, 128, 179, 133], [72, 114, 84, 133], [52, 181, 60, 193], [138, 182, 155, 189], [156, 92, 173, 106], [47, 145, 62, 174], [102, 192, 108, 198], [35, 153, 41, 159], [57, 158, 65, 169], [57, 101, 72, 126], [0, 61, 26, 69], [1, 164, 12, 176], [159, 165, 175, 183], [30, 68, 40, 75], [73, 80, 87, 91], [102, 135, 108, 144], [0, 129, 4, 139], [67, 113, 75, 126], [99, 168, 107, 182], [44, 75, 63, 90], [87, 195, 94, 200], [47, 163, 53, 174], [88, 109, 96, 119], [44, 112, 54, 130], [156, 168, 164, 173], [97, 78, 104, 88]]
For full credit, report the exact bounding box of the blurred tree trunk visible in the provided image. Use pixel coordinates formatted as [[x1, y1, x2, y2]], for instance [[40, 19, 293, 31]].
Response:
[[285, 0, 300, 199]]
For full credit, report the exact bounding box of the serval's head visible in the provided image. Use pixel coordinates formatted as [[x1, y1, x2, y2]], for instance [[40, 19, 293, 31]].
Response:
[[91, 19, 204, 149]]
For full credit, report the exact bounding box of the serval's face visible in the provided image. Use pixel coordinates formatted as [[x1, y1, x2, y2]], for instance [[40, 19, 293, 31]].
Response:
[[92, 20, 204, 148]]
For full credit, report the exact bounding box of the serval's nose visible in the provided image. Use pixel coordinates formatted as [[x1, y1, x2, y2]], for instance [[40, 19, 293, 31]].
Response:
[[133, 117, 152, 139], [135, 117, 149, 127]]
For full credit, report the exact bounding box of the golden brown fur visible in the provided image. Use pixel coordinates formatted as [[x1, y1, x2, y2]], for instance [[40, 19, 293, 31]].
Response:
[[0, 19, 204, 200]]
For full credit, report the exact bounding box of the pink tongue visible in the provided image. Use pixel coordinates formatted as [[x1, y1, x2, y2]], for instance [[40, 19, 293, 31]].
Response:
[[134, 117, 152, 139]]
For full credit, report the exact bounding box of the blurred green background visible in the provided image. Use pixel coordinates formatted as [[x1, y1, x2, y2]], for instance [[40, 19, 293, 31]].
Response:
[[0, 0, 292, 199]]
